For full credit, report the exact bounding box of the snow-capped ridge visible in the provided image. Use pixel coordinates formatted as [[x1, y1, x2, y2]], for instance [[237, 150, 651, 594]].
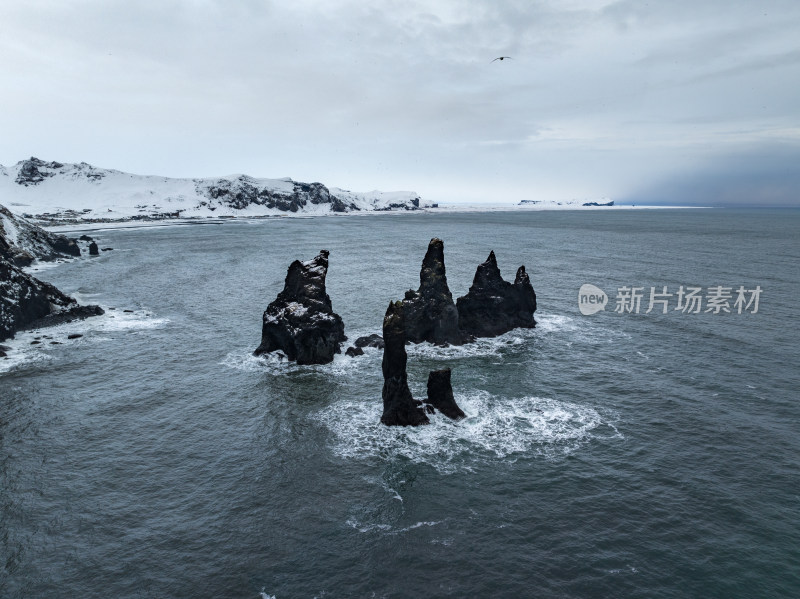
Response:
[[0, 157, 430, 224]]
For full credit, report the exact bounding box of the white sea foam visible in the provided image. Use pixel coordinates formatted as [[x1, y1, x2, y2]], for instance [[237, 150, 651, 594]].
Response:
[[346, 517, 443, 535], [22, 257, 78, 274], [222, 321, 545, 373], [83, 308, 169, 334], [535, 312, 631, 345], [535, 313, 580, 334], [405, 329, 532, 360], [221, 347, 374, 376], [0, 308, 168, 374], [608, 565, 639, 575], [313, 391, 618, 473]]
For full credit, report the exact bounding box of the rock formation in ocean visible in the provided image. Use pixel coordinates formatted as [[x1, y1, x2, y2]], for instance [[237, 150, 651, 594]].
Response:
[[0, 203, 81, 266], [354, 334, 384, 349], [456, 251, 537, 338], [254, 250, 346, 365], [380, 301, 429, 426], [401, 238, 471, 346], [344, 333, 385, 357], [425, 368, 466, 420], [0, 257, 104, 342]]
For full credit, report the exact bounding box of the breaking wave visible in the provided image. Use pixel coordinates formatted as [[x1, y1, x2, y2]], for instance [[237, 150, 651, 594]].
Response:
[[220, 348, 376, 376], [0, 308, 168, 374], [313, 391, 620, 474]]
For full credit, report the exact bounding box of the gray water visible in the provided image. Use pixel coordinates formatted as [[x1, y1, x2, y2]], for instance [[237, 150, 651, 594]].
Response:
[[1, 209, 799, 598]]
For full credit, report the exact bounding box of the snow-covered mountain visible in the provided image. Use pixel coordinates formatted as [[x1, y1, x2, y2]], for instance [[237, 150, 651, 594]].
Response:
[[0, 158, 430, 224]]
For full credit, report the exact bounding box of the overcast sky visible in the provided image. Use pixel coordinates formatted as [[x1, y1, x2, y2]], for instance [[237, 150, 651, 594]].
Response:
[[2, 0, 799, 205]]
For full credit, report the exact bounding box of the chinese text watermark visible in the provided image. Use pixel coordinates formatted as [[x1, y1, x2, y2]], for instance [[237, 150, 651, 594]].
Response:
[[579, 284, 761, 315]]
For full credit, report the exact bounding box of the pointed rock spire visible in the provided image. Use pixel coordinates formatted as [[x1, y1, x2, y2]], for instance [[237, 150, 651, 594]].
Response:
[[401, 238, 471, 346], [380, 301, 429, 426]]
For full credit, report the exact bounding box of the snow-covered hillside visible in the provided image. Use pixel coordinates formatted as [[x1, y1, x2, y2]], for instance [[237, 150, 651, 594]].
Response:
[[0, 158, 430, 224]]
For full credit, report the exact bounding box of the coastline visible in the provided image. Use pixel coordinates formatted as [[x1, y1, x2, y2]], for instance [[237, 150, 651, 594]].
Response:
[[43, 203, 711, 233]]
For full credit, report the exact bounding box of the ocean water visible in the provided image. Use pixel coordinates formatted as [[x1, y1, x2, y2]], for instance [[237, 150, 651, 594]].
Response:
[[1, 209, 799, 598]]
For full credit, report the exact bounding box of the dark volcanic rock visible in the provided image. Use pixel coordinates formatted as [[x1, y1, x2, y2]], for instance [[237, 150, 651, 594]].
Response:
[[582, 200, 614, 207], [201, 177, 360, 213], [48, 235, 81, 258], [380, 301, 429, 426], [425, 368, 466, 420], [0, 257, 103, 341], [401, 238, 471, 346], [79, 235, 94, 241], [354, 334, 384, 349], [254, 250, 346, 365], [345, 334, 383, 358], [89, 242, 99, 256], [0, 203, 81, 266], [14, 157, 62, 186], [456, 251, 537, 338]]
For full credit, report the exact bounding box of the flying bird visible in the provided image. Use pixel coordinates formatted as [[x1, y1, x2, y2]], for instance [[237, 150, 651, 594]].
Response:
[[491, 56, 512, 62]]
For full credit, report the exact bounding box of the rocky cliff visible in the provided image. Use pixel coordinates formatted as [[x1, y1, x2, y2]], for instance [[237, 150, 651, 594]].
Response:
[[0, 257, 103, 341], [0, 203, 80, 266]]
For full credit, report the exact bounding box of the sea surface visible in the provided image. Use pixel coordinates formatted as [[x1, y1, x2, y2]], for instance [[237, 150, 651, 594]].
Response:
[[1, 209, 798, 598]]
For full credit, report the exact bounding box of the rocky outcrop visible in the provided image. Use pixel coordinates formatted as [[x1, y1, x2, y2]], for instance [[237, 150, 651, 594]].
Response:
[[380, 301, 429, 426], [344, 333, 384, 357], [254, 250, 346, 365], [456, 251, 537, 338], [0, 257, 103, 341], [393, 241, 538, 345], [89, 241, 99, 256], [354, 334, 384, 349], [424, 368, 466, 420], [401, 238, 471, 346], [200, 177, 362, 213], [0, 203, 81, 266], [14, 157, 64, 186]]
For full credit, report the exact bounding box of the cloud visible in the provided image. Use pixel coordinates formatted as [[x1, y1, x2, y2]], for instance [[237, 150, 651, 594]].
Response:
[[1, 0, 799, 204], [622, 142, 800, 206]]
